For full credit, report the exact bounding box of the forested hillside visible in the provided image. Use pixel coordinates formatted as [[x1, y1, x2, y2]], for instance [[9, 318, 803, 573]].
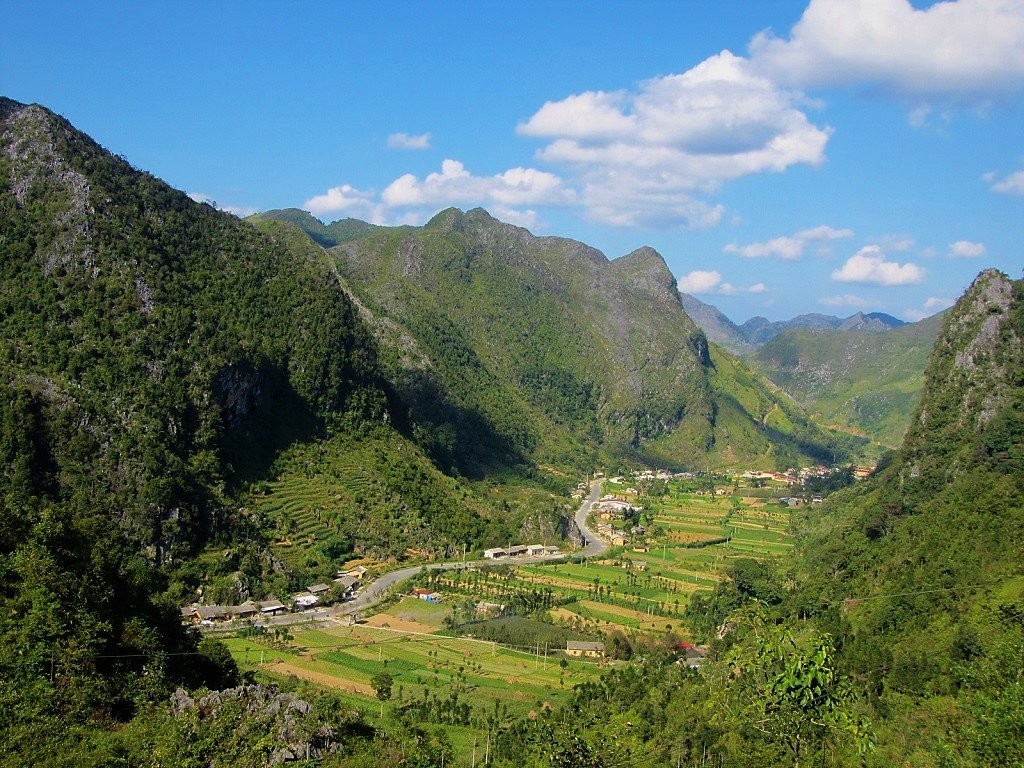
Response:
[[275, 206, 852, 472], [0, 98, 497, 761], [1, 96, 953, 767]]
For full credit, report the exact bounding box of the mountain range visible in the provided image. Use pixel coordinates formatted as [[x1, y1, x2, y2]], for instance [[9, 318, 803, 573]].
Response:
[[680, 291, 941, 447], [680, 291, 906, 354], [258, 205, 857, 472]]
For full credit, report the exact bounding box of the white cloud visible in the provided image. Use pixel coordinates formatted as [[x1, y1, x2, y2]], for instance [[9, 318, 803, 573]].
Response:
[[948, 240, 986, 258], [832, 245, 925, 285], [925, 296, 954, 311], [750, 0, 1024, 101], [986, 169, 1024, 195], [490, 205, 540, 229], [678, 270, 723, 294], [520, 90, 636, 140], [380, 159, 575, 209], [905, 295, 955, 321], [724, 224, 853, 259], [678, 270, 765, 295], [302, 183, 378, 219], [387, 132, 432, 150], [819, 293, 868, 307], [300, 160, 575, 226], [518, 50, 830, 227], [218, 204, 259, 218]]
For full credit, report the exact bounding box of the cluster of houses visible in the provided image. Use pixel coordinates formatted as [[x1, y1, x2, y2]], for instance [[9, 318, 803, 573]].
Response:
[[183, 566, 370, 626], [482, 543, 561, 559]]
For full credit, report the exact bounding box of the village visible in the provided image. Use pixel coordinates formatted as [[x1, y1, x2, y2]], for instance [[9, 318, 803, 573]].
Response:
[[184, 463, 860, 629], [181, 565, 370, 626]]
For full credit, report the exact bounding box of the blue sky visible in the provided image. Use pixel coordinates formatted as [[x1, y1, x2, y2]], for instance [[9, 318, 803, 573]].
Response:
[[3, 0, 1022, 322]]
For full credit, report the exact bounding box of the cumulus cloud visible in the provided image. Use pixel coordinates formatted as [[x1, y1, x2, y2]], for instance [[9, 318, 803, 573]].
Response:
[[678, 270, 766, 295], [387, 132, 432, 150], [750, 0, 1024, 101], [986, 169, 1024, 195], [753, 0, 1024, 117], [678, 270, 724, 293], [905, 295, 955, 321], [832, 245, 925, 285], [380, 159, 575, 208], [819, 293, 868, 307], [302, 183, 378, 219], [301, 160, 574, 226], [518, 50, 830, 227], [948, 240, 986, 258], [724, 224, 853, 259]]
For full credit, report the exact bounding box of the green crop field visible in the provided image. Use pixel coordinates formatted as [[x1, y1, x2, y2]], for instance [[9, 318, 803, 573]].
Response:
[[224, 619, 603, 725], [222, 474, 794, 761]]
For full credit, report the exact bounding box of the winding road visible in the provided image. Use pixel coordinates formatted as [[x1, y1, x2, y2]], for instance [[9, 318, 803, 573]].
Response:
[[574, 478, 609, 558], [332, 477, 608, 617]]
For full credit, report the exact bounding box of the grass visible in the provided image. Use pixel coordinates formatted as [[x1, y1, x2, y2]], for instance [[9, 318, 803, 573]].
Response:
[[225, 618, 601, 721]]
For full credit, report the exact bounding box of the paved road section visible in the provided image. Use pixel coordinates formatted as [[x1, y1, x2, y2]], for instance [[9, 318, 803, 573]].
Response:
[[574, 479, 609, 558]]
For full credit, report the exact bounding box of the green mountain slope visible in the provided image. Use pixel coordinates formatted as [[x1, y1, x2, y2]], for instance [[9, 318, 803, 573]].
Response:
[[0, 98, 502, 744], [788, 268, 1024, 763], [749, 312, 944, 447], [326, 207, 848, 471], [497, 269, 1023, 768]]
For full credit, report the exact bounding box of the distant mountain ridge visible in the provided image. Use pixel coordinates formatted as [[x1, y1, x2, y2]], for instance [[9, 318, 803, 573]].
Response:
[[748, 312, 944, 447], [680, 292, 905, 352], [251, 207, 384, 247]]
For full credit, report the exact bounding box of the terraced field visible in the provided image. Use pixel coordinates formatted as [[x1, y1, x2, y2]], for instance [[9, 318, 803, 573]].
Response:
[[519, 479, 794, 622], [224, 613, 602, 724], [251, 432, 491, 567], [221, 475, 794, 760]]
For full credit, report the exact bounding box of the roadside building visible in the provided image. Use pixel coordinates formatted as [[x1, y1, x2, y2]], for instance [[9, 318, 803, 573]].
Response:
[[566, 640, 605, 658]]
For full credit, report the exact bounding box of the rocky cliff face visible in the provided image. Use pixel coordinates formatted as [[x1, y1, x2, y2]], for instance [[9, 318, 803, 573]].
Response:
[[897, 269, 1022, 493]]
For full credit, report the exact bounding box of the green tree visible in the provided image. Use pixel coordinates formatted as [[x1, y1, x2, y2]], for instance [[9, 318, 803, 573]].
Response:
[[371, 670, 393, 717], [725, 604, 873, 768]]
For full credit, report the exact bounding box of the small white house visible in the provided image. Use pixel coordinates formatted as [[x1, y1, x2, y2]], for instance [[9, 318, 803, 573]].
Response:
[[483, 548, 507, 559]]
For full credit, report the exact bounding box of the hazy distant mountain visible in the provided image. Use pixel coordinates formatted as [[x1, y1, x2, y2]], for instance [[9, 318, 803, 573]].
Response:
[[679, 293, 754, 354], [749, 312, 944, 447], [740, 310, 905, 345], [681, 294, 906, 351]]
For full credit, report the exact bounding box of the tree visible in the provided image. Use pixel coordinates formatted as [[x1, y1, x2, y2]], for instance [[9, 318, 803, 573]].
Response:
[[371, 671, 393, 717], [725, 604, 873, 768]]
